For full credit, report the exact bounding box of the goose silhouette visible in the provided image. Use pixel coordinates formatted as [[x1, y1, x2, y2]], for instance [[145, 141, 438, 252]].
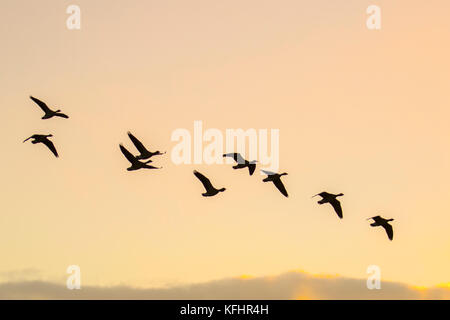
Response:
[[128, 132, 166, 160], [119, 144, 161, 171], [223, 153, 257, 175], [30, 96, 69, 119], [368, 216, 394, 241], [312, 192, 344, 219], [261, 170, 288, 197], [23, 134, 58, 157], [193, 170, 226, 197]]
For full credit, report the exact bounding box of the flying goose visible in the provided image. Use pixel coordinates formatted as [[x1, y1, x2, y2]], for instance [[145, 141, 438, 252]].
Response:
[[29, 96, 69, 119], [312, 192, 344, 219], [223, 153, 257, 176], [119, 144, 161, 171], [261, 170, 288, 197], [368, 216, 394, 241], [128, 132, 166, 160], [193, 170, 226, 197], [23, 134, 58, 157]]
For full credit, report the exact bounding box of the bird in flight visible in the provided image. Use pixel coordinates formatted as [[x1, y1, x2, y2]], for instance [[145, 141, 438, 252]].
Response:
[[223, 153, 257, 176], [127, 132, 166, 160], [23, 134, 58, 157], [119, 144, 161, 171], [193, 170, 226, 197], [29, 96, 69, 119], [312, 192, 344, 219], [368, 216, 394, 241], [261, 170, 288, 197]]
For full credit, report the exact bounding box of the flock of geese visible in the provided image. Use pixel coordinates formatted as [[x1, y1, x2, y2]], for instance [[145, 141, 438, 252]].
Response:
[[23, 96, 395, 241]]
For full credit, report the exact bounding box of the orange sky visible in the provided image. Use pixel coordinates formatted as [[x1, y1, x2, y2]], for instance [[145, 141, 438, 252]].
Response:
[[1, 0, 449, 295]]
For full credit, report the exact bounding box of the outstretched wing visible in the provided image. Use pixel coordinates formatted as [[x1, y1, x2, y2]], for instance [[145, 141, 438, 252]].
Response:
[[273, 179, 288, 197], [223, 153, 245, 164], [30, 96, 51, 113], [329, 199, 343, 219], [248, 163, 256, 176], [383, 223, 394, 240], [42, 138, 58, 157], [371, 216, 383, 224], [193, 170, 214, 191], [128, 132, 149, 154], [261, 170, 276, 176], [144, 164, 162, 170], [119, 144, 137, 164], [56, 112, 69, 119]]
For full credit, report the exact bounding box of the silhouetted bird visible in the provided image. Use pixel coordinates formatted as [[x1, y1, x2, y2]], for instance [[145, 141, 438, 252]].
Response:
[[193, 170, 226, 197], [223, 153, 257, 175], [29, 96, 69, 119], [23, 134, 58, 157], [261, 170, 288, 197], [128, 132, 166, 160], [368, 216, 394, 241], [312, 192, 344, 219], [119, 144, 161, 171]]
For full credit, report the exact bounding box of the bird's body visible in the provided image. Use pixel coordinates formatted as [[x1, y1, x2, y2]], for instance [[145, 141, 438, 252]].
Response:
[[223, 153, 257, 175], [368, 216, 394, 240], [261, 170, 288, 197], [128, 132, 165, 160], [119, 144, 161, 171], [193, 170, 226, 197], [312, 192, 344, 219], [23, 134, 58, 157], [30, 96, 69, 119]]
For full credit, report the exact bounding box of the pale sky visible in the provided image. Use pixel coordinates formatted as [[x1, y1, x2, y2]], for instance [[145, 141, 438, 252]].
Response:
[[1, 0, 449, 298]]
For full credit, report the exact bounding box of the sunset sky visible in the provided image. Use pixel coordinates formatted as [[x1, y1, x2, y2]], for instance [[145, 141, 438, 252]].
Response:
[[1, 0, 449, 299]]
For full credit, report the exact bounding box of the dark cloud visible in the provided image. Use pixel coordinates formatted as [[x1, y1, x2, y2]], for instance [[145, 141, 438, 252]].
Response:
[[0, 268, 42, 282], [0, 271, 448, 299]]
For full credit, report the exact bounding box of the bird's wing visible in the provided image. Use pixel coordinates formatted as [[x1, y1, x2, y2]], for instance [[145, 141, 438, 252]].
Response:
[[30, 96, 51, 113], [128, 132, 149, 154], [273, 179, 288, 197], [261, 170, 276, 176], [193, 170, 214, 191], [120, 144, 137, 164], [223, 153, 245, 164], [248, 163, 256, 175], [383, 223, 393, 240], [144, 164, 162, 169], [42, 138, 58, 157], [56, 112, 69, 119], [372, 216, 382, 223], [330, 199, 343, 218]]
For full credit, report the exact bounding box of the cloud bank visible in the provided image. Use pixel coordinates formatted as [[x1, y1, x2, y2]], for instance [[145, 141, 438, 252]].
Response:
[[0, 270, 449, 300]]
